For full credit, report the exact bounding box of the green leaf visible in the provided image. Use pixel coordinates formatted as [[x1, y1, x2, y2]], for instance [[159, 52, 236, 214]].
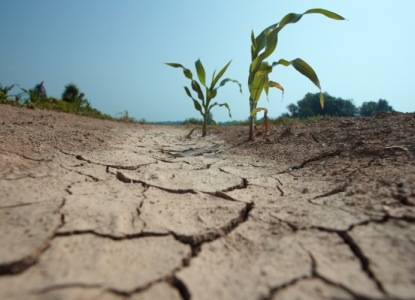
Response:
[[217, 78, 242, 94], [272, 59, 290, 67], [192, 99, 203, 114], [264, 81, 284, 101], [271, 58, 321, 90], [219, 103, 232, 118], [165, 63, 193, 80], [305, 8, 346, 21], [208, 102, 232, 119], [278, 9, 345, 28], [251, 107, 264, 117], [265, 81, 284, 94], [211, 60, 232, 89], [278, 13, 304, 28], [211, 88, 217, 99], [186, 127, 198, 138], [251, 30, 257, 51], [254, 9, 345, 70], [255, 22, 279, 55], [208, 102, 217, 110], [290, 58, 321, 90], [264, 84, 269, 100], [184, 86, 203, 116], [191, 80, 205, 103], [211, 120, 218, 127], [250, 63, 273, 103], [195, 59, 206, 87], [250, 53, 264, 73], [262, 26, 283, 60], [320, 92, 324, 109]]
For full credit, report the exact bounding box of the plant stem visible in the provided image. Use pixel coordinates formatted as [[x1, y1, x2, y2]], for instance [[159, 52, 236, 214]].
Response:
[[202, 113, 207, 137], [249, 98, 255, 141]]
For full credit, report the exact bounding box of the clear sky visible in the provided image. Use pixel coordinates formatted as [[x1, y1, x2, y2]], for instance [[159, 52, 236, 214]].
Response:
[[1, 1, 414, 122]]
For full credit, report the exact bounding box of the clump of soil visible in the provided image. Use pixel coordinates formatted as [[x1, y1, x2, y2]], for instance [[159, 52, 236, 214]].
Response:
[[214, 112, 415, 207]]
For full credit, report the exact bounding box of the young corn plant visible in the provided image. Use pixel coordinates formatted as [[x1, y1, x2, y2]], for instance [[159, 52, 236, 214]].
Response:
[[248, 8, 345, 141], [166, 59, 242, 137]]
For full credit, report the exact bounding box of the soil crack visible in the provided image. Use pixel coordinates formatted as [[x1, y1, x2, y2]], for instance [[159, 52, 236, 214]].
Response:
[[338, 232, 388, 297], [168, 202, 253, 246], [0, 208, 65, 275], [292, 149, 342, 170]]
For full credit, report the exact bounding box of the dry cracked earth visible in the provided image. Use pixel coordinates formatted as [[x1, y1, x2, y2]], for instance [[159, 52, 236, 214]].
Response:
[[0, 104, 415, 300]]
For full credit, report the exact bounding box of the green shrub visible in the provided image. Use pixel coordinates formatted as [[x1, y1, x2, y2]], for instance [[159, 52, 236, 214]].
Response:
[[182, 118, 203, 125]]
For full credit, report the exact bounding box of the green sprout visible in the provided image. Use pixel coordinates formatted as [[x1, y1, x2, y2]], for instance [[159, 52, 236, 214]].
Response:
[[166, 59, 242, 137]]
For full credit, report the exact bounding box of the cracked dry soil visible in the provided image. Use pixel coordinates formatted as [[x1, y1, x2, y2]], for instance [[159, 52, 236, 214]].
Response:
[[0, 104, 414, 300]]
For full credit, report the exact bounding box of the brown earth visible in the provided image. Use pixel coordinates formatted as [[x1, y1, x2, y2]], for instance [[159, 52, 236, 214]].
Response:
[[0, 104, 414, 300]]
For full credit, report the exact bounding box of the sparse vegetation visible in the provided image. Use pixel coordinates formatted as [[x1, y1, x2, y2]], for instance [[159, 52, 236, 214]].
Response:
[[116, 110, 136, 123], [0, 81, 142, 124]]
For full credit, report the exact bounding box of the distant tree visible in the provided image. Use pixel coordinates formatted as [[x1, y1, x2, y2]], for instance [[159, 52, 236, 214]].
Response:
[[377, 99, 393, 112], [62, 83, 88, 112], [33, 81, 47, 99], [207, 112, 213, 124], [360, 101, 378, 117], [287, 103, 299, 118], [282, 94, 393, 118], [359, 99, 393, 117], [299, 107, 315, 119], [296, 92, 358, 118], [341, 99, 359, 117]]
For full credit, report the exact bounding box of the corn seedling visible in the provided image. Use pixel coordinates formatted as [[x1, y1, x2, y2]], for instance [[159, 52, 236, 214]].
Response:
[[166, 59, 242, 137], [248, 9, 345, 140]]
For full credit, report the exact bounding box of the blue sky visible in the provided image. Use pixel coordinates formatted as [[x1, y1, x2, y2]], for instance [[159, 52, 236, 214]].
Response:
[[1, 1, 414, 122]]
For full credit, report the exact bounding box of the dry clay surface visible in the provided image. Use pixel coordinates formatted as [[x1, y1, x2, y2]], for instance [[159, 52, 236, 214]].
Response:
[[1, 105, 415, 300]]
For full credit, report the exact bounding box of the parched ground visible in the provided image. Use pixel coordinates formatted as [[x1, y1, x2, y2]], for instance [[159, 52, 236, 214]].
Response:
[[0, 104, 414, 300]]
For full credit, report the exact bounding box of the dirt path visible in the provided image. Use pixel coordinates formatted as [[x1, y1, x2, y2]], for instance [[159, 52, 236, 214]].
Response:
[[1, 105, 414, 300]]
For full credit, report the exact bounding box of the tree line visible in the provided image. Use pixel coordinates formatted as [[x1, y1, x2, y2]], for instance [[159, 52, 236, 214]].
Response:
[[0, 81, 105, 117], [282, 92, 394, 119]]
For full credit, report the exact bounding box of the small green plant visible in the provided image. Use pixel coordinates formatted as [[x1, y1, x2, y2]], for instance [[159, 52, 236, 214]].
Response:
[[21, 88, 41, 105], [247, 9, 345, 140], [116, 110, 136, 123], [0, 84, 18, 104], [166, 59, 242, 137]]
